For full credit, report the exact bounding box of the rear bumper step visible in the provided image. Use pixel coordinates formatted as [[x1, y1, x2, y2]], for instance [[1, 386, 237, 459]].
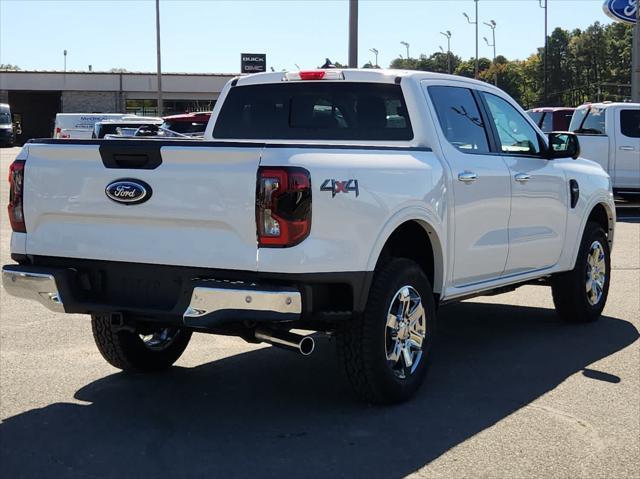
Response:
[[2, 266, 65, 313], [183, 281, 302, 327]]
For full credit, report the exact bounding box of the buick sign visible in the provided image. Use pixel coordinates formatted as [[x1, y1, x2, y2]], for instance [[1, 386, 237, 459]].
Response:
[[603, 0, 637, 24], [241, 53, 267, 74], [105, 179, 152, 205]]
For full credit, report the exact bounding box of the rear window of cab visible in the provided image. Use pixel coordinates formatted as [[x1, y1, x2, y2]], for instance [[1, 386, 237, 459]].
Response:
[[213, 82, 413, 141]]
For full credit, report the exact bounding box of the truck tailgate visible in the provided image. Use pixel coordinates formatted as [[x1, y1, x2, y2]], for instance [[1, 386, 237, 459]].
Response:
[[23, 141, 263, 271]]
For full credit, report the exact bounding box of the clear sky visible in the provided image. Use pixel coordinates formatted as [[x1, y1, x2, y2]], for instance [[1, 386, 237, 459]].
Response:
[[0, 0, 614, 73]]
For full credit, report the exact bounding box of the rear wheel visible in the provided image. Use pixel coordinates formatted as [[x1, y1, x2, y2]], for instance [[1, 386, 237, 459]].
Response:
[[91, 314, 192, 371], [551, 222, 610, 323], [337, 258, 436, 404]]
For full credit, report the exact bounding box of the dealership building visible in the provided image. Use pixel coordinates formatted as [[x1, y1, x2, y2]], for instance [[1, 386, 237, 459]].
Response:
[[0, 70, 236, 142]]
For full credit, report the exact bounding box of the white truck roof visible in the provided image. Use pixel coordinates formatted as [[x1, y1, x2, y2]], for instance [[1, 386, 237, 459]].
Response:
[[576, 102, 640, 110], [234, 68, 499, 90]]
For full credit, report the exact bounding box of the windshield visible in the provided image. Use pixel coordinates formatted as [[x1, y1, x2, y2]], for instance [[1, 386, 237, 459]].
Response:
[[570, 107, 606, 135], [213, 82, 413, 141], [0, 113, 11, 124], [527, 111, 543, 127]]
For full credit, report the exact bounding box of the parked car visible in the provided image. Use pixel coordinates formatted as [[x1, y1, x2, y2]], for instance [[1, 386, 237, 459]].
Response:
[[54, 114, 159, 139], [0, 103, 15, 147], [3, 69, 615, 404], [160, 111, 211, 136], [527, 107, 575, 133], [569, 102, 640, 198], [93, 118, 162, 139]]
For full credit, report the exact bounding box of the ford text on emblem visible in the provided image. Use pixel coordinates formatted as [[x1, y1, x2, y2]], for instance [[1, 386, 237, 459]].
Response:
[[105, 179, 152, 205]]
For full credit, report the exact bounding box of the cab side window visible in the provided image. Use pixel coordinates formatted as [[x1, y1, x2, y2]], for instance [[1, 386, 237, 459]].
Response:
[[428, 86, 490, 153], [482, 93, 542, 156], [620, 109, 640, 138]]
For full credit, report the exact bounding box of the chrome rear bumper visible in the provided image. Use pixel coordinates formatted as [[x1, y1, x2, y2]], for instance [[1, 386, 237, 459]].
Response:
[[184, 282, 302, 325], [2, 266, 65, 313]]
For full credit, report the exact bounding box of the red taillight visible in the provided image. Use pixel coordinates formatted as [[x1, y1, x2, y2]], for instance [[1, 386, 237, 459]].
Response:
[[8, 160, 26, 233], [299, 70, 326, 80], [257, 167, 311, 247]]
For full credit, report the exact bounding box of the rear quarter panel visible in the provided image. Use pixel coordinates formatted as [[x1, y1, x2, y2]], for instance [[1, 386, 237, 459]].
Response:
[[257, 147, 447, 285]]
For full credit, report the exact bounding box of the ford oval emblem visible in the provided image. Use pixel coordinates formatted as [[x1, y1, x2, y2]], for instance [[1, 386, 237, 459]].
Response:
[[603, 0, 637, 25], [105, 179, 152, 205]]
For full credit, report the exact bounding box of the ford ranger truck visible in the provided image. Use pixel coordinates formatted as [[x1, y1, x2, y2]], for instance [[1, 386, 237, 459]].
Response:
[[2, 70, 616, 404]]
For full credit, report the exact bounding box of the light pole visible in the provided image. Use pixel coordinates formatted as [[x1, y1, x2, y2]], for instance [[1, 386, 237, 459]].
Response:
[[483, 20, 497, 85], [155, 0, 163, 116], [539, 0, 548, 104], [63, 50, 67, 72], [369, 48, 379, 67], [400, 41, 410, 60], [440, 30, 452, 74], [632, 1, 639, 102], [463, 0, 479, 78], [349, 0, 358, 68]]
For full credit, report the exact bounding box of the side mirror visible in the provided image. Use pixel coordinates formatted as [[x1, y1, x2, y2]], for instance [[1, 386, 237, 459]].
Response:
[[547, 131, 580, 160]]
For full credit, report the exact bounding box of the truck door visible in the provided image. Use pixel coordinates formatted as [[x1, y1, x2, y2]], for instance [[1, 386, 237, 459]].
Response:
[[479, 92, 567, 274], [614, 107, 640, 190], [424, 83, 511, 286]]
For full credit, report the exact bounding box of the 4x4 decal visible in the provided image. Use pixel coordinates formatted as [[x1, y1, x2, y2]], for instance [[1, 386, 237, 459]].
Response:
[[320, 179, 360, 197]]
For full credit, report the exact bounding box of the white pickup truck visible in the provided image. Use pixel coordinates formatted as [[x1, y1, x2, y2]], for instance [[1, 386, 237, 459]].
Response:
[[3, 70, 616, 404], [569, 102, 640, 198]]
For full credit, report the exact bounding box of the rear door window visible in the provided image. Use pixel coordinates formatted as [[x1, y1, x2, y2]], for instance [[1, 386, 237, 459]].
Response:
[[620, 109, 640, 138], [428, 86, 490, 153], [213, 82, 413, 140]]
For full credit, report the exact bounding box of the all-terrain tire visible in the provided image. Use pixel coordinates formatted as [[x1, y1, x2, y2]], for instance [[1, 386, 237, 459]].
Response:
[[337, 258, 437, 404], [91, 314, 192, 371], [551, 222, 611, 323]]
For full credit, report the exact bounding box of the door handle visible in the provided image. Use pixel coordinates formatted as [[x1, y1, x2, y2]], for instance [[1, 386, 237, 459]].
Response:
[[458, 171, 478, 183], [514, 173, 531, 184], [619, 146, 635, 151]]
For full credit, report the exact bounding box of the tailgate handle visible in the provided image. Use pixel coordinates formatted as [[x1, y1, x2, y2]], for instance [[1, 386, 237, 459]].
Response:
[[112, 153, 151, 168], [99, 143, 163, 170]]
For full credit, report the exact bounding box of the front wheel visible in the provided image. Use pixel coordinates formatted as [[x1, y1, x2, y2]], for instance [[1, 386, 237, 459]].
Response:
[[91, 314, 192, 371], [551, 222, 611, 323], [337, 258, 436, 404]]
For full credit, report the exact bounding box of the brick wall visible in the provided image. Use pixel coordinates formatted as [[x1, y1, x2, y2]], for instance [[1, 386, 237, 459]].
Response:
[[61, 91, 121, 113]]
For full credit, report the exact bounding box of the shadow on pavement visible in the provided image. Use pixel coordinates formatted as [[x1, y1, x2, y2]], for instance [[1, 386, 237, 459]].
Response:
[[1, 302, 638, 478]]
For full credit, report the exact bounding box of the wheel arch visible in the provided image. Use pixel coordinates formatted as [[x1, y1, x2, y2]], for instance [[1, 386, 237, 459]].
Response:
[[584, 201, 615, 249], [570, 200, 615, 269], [367, 209, 445, 296]]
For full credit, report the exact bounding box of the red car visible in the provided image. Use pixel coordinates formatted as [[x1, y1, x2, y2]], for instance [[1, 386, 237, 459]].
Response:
[[161, 112, 212, 136], [527, 107, 575, 133]]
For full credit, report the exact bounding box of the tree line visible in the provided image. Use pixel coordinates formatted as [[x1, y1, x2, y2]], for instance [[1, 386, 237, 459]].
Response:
[[385, 21, 633, 109]]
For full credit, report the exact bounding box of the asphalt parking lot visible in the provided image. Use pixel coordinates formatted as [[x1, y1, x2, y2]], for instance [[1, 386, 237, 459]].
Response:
[[0, 145, 638, 479]]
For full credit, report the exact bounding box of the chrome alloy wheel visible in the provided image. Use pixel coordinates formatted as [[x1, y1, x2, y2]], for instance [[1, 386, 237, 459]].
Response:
[[385, 286, 427, 379], [586, 240, 606, 306], [140, 328, 181, 351]]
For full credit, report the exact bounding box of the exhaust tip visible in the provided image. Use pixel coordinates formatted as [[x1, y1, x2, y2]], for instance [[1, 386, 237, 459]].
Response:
[[299, 336, 315, 356]]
